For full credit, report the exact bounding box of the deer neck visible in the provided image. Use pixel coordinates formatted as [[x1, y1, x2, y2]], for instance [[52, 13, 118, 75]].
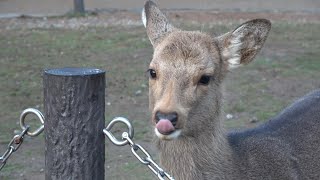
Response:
[[156, 115, 236, 179]]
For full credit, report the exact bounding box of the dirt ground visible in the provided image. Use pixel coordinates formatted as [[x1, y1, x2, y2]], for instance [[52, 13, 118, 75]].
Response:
[[0, 1, 320, 180]]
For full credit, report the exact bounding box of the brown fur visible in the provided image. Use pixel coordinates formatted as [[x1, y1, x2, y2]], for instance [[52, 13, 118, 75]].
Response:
[[142, 1, 320, 179]]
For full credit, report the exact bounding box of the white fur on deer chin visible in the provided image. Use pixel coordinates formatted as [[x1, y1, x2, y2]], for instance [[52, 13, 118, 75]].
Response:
[[155, 128, 182, 140]]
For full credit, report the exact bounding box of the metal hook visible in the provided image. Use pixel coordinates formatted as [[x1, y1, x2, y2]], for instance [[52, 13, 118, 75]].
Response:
[[103, 117, 134, 146], [20, 108, 45, 137]]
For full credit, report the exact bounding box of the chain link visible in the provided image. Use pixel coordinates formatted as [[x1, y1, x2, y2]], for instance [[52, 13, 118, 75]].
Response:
[[103, 117, 175, 180], [0, 108, 44, 171], [0, 127, 29, 171]]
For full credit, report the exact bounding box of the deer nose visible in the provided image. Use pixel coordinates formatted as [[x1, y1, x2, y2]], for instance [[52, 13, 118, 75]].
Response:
[[155, 111, 178, 126]]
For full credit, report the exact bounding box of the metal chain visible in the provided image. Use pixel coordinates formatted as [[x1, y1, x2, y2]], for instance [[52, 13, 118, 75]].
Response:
[[0, 108, 44, 171], [0, 127, 29, 171], [103, 117, 175, 180], [1, 110, 174, 179]]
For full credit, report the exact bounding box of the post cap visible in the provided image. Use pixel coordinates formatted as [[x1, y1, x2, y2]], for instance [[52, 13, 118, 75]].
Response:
[[45, 67, 105, 76]]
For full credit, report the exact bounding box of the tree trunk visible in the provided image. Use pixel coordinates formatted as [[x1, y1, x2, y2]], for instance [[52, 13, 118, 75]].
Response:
[[44, 67, 105, 180], [74, 0, 85, 14]]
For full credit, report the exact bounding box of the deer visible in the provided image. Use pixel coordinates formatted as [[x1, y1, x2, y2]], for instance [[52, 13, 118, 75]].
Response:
[[141, 1, 320, 179]]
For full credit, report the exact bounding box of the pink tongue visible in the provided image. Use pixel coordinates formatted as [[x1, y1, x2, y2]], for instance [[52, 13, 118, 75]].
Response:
[[156, 119, 175, 135]]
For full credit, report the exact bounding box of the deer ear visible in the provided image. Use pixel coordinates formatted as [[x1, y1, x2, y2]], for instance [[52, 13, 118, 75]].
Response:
[[218, 19, 271, 69], [142, 0, 176, 47]]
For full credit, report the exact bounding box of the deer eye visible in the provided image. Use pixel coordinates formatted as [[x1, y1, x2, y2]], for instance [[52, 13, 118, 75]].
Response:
[[198, 75, 211, 85], [148, 69, 157, 79]]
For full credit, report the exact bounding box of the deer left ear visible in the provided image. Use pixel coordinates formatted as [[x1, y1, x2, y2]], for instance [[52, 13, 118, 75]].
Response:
[[217, 19, 271, 69], [142, 1, 176, 47]]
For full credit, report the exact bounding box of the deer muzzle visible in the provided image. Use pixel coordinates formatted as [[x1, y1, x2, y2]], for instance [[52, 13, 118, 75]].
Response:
[[155, 111, 178, 134]]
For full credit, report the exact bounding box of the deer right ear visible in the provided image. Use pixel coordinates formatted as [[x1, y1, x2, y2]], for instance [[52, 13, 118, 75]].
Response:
[[217, 19, 271, 69], [142, 1, 176, 47]]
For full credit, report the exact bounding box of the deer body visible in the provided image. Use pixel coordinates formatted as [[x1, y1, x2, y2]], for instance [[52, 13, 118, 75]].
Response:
[[142, 1, 320, 179], [228, 91, 320, 179]]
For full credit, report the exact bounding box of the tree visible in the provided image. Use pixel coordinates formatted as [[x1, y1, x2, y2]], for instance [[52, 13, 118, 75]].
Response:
[[74, 0, 85, 14]]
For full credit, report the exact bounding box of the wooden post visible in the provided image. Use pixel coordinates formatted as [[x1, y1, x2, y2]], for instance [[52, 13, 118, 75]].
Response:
[[74, 0, 85, 14], [44, 67, 105, 180]]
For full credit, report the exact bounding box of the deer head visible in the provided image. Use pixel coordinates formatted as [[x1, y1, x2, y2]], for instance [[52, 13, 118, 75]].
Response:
[[142, 1, 271, 140]]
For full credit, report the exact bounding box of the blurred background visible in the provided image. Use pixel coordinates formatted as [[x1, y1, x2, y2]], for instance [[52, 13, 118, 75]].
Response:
[[0, 0, 319, 179], [0, 0, 319, 16]]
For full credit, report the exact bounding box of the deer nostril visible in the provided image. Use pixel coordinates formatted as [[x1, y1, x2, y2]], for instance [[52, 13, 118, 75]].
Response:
[[168, 113, 178, 126], [155, 111, 161, 123], [155, 111, 178, 126]]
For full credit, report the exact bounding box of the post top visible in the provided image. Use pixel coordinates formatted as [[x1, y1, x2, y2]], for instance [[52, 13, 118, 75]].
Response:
[[45, 67, 105, 76]]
